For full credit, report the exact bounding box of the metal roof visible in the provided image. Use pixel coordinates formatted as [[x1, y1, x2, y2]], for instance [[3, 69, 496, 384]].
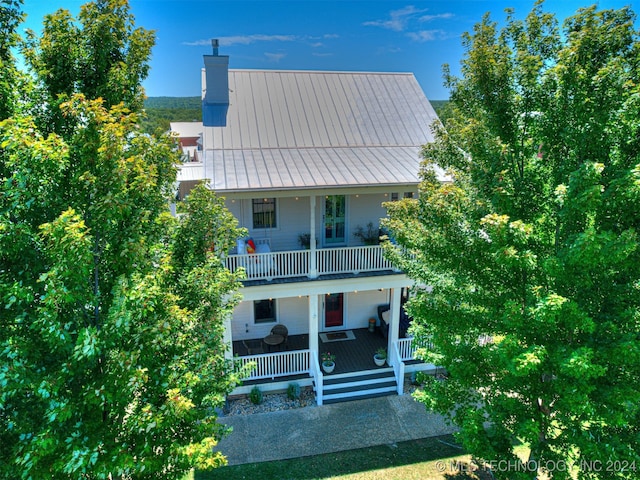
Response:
[[193, 69, 443, 192]]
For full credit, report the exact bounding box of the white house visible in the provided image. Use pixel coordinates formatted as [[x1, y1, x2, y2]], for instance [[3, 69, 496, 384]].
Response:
[[172, 41, 447, 404]]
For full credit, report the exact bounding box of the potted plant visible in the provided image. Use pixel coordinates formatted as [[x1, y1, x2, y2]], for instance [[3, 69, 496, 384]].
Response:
[[353, 222, 380, 245], [373, 347, 387, 366], [321, 352, 336, 373], [298, 232, 313, 249]]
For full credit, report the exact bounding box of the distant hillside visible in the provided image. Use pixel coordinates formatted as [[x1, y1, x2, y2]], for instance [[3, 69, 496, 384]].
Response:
[[144, 96, 201, 109], [142, 97, 202, 134]]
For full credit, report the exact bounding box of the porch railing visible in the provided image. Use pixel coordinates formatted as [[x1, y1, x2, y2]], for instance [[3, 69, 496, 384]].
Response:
[[225, 245, 395, 281], [310, 351, 323, 406], [397, 337, 434, 361], [390, 341, 405, 395], [236, 349, 311, 381]]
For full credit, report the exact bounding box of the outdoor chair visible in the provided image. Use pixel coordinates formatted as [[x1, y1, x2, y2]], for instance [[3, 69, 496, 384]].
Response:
[[242, 339, 265, 355]]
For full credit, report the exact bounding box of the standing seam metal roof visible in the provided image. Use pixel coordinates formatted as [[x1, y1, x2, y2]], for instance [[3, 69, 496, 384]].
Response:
[[199, 69, 443, 192]]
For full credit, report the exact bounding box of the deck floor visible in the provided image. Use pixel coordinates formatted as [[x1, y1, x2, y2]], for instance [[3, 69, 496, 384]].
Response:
[[232, 328, 388, 374]]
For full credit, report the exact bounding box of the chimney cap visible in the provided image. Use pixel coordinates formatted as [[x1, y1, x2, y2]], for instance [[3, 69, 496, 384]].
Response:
[[211, 38, 219, 55]]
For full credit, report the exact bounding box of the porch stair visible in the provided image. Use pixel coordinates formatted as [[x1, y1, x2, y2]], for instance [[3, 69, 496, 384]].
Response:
[[321, 368, 397, 404]]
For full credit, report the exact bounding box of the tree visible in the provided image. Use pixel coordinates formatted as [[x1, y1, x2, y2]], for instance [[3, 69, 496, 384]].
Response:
[[0, 0, 25, 120], [0, 1, 246, 477], [384, 3, 640, 479]]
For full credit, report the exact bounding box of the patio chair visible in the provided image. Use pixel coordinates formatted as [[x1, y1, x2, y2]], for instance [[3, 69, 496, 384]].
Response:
[[242, 339, 265, 355], [270, 324, 289, 349]]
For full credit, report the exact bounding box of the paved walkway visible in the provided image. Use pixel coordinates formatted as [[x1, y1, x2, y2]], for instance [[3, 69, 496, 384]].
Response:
[[215, 394, 458, 466]]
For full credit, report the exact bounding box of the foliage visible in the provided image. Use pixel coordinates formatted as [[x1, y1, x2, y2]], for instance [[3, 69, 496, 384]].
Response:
[[384, 2, 640, 479], [374, 348, 387, 360], [145, 96, 202, 109], [141, 106, 202, 136], [0, 0, 25, 120], [249, 387, 263, 405], [287, 382, 301, 401], [0, 1, 246, 477], [321, 352, 336, 364]]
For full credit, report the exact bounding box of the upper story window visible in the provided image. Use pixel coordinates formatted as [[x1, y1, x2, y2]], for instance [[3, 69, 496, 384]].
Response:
[[252, 198, 277, 229]]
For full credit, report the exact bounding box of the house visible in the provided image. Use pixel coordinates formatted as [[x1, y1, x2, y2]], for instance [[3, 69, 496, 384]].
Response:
[[172, 40, 447, 404]]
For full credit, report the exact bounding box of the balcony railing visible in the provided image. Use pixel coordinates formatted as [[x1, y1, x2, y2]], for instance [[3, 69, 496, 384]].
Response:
[[225, 245, 395, 281]]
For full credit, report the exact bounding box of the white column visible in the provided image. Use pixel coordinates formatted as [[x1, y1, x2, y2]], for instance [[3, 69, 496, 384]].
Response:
[[309, 195, 318, 278], [387, 288, 401, 352], [309, 294, 319, 354]]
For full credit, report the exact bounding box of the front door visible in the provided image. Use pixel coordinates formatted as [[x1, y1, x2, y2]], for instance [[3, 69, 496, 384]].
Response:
[[324, 195, 346, 245], [324, 293, 344, 329]]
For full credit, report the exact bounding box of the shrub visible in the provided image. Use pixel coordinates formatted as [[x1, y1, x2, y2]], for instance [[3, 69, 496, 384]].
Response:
[[249, 386, 263, 405], [287, 383, 301, 400]]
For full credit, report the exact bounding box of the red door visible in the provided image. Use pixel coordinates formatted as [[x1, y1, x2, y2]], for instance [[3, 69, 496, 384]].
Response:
[[324, 293, 344, 328]]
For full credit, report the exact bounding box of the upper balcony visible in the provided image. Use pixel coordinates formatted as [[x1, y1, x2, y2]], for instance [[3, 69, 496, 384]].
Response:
[[225, 243, 396, 282]]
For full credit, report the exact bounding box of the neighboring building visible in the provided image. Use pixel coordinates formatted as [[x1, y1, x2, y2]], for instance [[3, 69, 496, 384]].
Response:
[[170, 121, 202, 162], [173, 41, 447, 404]]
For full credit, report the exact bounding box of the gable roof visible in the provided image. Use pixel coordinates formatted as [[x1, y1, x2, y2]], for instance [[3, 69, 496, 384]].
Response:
[[192, 69, 444, 193]]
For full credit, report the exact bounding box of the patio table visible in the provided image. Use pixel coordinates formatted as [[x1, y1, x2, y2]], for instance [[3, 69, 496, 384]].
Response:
[[263, 334, 284, 352]]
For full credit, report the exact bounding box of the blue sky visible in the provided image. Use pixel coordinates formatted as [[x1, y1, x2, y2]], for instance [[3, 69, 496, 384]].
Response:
[[21, 1, 633, 100]]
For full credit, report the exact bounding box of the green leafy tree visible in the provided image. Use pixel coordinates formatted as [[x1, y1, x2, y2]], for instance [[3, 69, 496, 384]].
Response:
[[0, 0, 25, 120], [1, 1, 245, 477], [384, 3, 640, 479]]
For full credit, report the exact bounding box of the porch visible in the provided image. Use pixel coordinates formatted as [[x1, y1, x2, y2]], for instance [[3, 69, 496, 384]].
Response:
[[233, 327, 389, 375], [231, 328, 434, 404], [225, 244, 396, 282]]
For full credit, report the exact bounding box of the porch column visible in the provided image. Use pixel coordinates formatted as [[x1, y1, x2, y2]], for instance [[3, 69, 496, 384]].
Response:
[[309, 195, 318, 278], [387, 287, 401, 352], [308, 294, 319, 354]]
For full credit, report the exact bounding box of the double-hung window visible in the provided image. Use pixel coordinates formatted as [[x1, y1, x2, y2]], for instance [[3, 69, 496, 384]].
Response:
[[252, 198, 277, 229]]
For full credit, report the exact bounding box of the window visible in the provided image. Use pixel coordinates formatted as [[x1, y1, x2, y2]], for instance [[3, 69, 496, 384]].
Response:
[[254, 299, 276, 324], [252, 198, 277, 229], [403, 192, 414, 199], [390, 193, 399, 201]]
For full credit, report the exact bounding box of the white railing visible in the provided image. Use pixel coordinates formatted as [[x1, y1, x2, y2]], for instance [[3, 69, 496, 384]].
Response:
[[310, 351, 323, 406], [226, 250, 310, 281], [390, 341, 405, 395], [225, 245, 395, 281], [236, 350, 311, 380], [397, 337, 434, 361], [317, 245, 393, 275]]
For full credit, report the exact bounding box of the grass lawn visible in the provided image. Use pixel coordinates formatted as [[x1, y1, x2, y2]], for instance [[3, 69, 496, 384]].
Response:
[[188, 434, 494, 480]]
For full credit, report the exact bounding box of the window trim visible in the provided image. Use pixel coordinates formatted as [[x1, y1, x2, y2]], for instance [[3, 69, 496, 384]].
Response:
[[252, 198, 278, 229]]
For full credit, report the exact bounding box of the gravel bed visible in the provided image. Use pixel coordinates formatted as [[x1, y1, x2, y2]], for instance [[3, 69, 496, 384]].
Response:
[[223, 387, 316, 416], [223, 377, 426, 416]]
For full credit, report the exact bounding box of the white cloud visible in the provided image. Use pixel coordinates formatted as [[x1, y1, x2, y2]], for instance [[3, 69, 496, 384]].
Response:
[[407, 30, 445, 42], [419, 13, 454, 22], [183, 34, 297, 47], [363, 5, 429, 32], [264, 52, 286, 62]]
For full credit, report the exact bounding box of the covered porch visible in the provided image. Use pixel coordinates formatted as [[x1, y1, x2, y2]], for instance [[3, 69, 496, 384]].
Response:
[[229, 328, 434, 405], [232, 327, 389, 375]]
